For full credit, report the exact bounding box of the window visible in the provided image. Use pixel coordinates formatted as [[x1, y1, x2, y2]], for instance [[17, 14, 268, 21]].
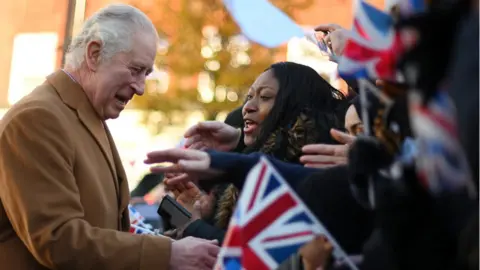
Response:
[[8, 33, 58, 105]]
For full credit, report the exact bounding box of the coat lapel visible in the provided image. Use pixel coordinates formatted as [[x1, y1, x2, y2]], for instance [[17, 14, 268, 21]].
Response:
[[46, 71, 120, 198], [104, 125, 131, 230]]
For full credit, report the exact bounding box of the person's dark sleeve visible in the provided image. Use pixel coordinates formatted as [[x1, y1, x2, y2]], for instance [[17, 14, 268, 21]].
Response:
[[130, 173, 164, 197], [207, 150, 320, 190], [447, 10, 479, 184], [182, 220, 226, 244], [231, 131, 246, 153], [224, 106, 243, 128], [297, 165, 373, 255]]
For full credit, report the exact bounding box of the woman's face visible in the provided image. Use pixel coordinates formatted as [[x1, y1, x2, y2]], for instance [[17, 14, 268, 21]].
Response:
[[242, 69, 279, 146], [344, 104, 363, 136]]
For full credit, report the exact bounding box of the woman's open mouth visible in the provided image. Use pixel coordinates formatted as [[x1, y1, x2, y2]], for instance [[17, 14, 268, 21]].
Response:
[[244, 119, 258, 134]]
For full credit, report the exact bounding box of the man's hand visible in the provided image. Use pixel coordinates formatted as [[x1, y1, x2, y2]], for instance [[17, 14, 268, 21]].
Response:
[[169, 237, 220, 270], [184, 121, 242, 152], [300, 129, 356, 168]]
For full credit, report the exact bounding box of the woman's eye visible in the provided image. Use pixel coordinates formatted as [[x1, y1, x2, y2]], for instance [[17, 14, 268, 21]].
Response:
[[354, 125, 364, 135], [246, 95, 253, 100], [260, 96, 271, 101]]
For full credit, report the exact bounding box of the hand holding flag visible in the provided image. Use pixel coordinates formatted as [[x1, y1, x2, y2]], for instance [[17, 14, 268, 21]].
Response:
[[338, 0, 403, 81]]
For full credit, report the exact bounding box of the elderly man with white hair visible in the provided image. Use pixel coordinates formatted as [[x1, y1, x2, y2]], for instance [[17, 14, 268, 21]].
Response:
[[0, 4, 218, 270]]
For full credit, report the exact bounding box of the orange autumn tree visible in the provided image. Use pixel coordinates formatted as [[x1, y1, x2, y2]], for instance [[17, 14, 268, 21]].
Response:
[[130, 0, 314, 132]]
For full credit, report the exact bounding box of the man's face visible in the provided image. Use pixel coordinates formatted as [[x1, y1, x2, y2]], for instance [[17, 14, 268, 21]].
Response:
[[88, 33, 157, 120]]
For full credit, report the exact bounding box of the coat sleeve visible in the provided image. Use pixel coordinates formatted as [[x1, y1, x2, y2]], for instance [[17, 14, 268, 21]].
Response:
[[207, 150, 320, 190], [0, 106, 171, 270]]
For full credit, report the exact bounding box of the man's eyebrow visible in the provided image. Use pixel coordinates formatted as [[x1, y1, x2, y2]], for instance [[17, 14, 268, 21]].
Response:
[[131, 61, 150, 69], [131, 62, 153, 74]]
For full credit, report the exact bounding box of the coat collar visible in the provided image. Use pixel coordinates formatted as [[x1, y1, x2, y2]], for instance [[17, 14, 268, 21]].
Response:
[[46, 70, 121, 199]]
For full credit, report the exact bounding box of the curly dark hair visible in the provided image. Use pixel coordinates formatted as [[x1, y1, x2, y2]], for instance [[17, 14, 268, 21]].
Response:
[[213, 62, 350, 231], [243, 61, 348, 163]]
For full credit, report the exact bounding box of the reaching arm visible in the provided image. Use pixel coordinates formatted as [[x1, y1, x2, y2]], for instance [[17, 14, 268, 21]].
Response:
[[207, 150, 320, 190], [0, 106, 171, 270]]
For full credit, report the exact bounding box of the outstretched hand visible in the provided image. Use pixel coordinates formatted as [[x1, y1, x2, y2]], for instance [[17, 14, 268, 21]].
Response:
[[184, 121, 242, 151], [144, 148, 223, 186], [300, 129, 356, 168], [171, 181, 201, 213]]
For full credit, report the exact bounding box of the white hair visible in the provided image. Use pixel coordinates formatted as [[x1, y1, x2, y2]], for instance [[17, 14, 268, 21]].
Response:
[[65, 4, 158, 69]]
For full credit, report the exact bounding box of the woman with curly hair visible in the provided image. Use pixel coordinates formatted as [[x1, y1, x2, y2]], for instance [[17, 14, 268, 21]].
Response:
[[240, 61, 346, 162], [201, 62, 349, 237], [164, 62, 349, 251]]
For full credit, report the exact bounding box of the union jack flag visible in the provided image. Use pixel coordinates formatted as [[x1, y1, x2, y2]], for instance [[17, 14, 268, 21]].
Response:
[[338, 0, 403, 80], [215, 157, 357, 270], [128, 204, 155, 232], [409, 91, 476, 197], [398, 0, 426, 17], [129, 224, 156, 235]]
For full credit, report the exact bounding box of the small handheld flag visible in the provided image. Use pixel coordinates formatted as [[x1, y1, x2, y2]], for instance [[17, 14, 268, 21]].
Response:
[[409, 91, 476, 198], [129, 224, 156, 235], [128, 204, 155, 233], [215, 157, 358, 270], [338, 0, 403, 80]]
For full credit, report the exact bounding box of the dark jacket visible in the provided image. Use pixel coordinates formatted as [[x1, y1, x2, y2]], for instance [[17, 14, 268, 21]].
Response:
[[187, 152, 374, 257], [184, 152, 319, 244]]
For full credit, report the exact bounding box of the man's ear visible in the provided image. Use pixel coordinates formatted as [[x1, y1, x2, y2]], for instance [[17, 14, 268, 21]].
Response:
[[85, 41, 102, 71]]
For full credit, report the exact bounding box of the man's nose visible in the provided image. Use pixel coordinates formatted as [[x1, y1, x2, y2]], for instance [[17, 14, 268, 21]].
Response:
[[131, 79, 145, 96]]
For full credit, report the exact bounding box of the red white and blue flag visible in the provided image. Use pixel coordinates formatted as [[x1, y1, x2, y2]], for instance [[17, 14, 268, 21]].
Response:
[[338, 0, 403, 80], [409, 91, 476, 197], [128, 204, 156, 234], [398, 0, 426, 17], [129, 224, 156, 235], [215, 157, 357, 270]]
